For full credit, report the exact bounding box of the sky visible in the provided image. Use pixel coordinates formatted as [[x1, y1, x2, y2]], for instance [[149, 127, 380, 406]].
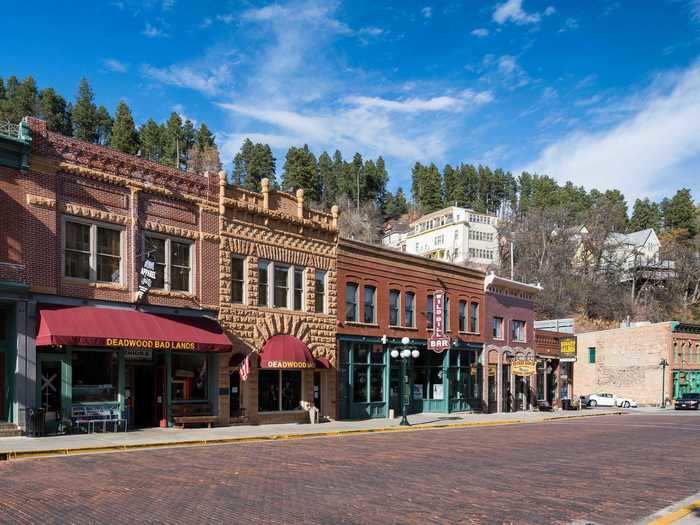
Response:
[[5, 0, 700, 204]]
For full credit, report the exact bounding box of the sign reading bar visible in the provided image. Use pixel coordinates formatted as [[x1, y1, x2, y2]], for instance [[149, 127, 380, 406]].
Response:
[[105, 338, 196, 350], [560, 338, 577, 360], [512, 359, 537, 376], [137, 255, 157, 303], [429, 290, 450, 353]]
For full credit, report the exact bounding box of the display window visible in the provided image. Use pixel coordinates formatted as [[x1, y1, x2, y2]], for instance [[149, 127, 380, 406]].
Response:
[[172, 354, 208, 401]]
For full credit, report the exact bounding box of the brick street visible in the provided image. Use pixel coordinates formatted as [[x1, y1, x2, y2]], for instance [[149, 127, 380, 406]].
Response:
[[0, 413, 698, 525]]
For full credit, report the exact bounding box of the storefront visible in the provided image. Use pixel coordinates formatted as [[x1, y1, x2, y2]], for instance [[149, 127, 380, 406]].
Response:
[[35, 304, 231, 432], [338, 336, 483, 419]]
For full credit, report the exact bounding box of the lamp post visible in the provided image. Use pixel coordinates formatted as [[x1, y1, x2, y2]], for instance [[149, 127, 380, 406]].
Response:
[[391, 336, 420, 426], [659, 358, 669, 408]]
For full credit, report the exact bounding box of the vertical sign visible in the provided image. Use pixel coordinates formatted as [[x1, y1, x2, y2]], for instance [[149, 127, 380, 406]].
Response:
[[429, 290, 450, 353], [137, 255, 157, 303]]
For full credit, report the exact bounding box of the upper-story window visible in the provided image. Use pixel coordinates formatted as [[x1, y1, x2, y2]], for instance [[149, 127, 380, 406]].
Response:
[[346, 282, 359, 322], [426, 294, 434, 329], [458, 300, 467, 332], [363, 285, 376, 323], [444, 295, 450, 332], [493, 317, 504, 339], [435, 235, 444, 246], [257, 260, 304, 311], [389, 289, 400, 326], [64, 220, 123, 284], [231, 256, 245, 304], [145, 235, 192, 292], [314, 271, 326, 313], [469, 302, 479, 333], [404, 291, 415, 327], [512, 320, 526, 342]]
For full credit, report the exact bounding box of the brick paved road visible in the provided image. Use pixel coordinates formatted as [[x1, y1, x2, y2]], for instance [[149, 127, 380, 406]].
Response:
[[0, 414, 698, 525]]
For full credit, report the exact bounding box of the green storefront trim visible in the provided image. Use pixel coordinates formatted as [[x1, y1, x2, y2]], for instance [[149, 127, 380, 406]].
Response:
[[673, 370, 700, 399]]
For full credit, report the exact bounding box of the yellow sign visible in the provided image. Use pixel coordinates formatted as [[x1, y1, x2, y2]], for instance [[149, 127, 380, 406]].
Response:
[[105, 338, 196, 351], [265, 360, 315, 369], [512, 359, 537, 376], [560, 338, 577, 359]]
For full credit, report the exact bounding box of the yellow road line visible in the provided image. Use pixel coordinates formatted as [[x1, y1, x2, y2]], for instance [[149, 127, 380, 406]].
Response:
[[648, 500, 700, 525]]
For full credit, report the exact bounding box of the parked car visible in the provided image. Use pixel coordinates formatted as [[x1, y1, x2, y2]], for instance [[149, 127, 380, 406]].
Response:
[[674, 393, 700, 410], [585, 393, 638, 408]]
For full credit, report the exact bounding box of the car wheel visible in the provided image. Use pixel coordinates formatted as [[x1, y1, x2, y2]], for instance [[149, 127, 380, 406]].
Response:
[[623, 401, 630, 408], [589, 400, 597, 408]]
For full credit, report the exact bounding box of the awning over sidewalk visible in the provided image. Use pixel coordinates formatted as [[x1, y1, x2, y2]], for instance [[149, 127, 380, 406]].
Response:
[[36, 305, 232, 352], [259, 335, 316, 369]]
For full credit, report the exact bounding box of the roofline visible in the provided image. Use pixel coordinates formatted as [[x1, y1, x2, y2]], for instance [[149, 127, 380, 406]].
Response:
[[484, 272, 542, 294]]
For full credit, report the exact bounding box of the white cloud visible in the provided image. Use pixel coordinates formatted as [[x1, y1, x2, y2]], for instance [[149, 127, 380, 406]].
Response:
[[198, 17, 212, 29], [493, 0, 541, 25], [358, 26, 383, 36], [471, 28, 489, 37], [142, 22, 167, 38], [690, 0, 700, 21], [102, 58, 128, 73], [141, 63, 232, 95], [522, 62, 700, 201], [558, 17, 579, 32], [421, 6, 433, 18], [343, 90, 493, 113], [543, 6, 556, 16], [216, 13, 234, 24], [481, 55, 530, 89]]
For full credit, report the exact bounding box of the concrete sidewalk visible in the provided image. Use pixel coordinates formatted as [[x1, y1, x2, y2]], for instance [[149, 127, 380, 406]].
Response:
[[0, 408, 623, 460]]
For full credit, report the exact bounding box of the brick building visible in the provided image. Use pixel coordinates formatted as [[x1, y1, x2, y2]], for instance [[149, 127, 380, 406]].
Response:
[[482, 273, 541, 413], [575, 322, 700, 406], [336, 239, 485, 419], [534, 329, 576, 410], [0, 117, 338, 433]]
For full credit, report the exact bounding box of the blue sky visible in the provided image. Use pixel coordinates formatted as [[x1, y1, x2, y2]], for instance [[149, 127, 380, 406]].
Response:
[[5, 0, 700, 203]]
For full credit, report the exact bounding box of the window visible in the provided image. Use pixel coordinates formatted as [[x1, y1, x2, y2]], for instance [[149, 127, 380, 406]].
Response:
[[404, 291, 415, 327], [413, 351, 445, 400], [258, 370, 301, 411], [231, 257, 245, 304], [258, 259, 270, 306], [589, 347, 596, 364], [449, 349, 480, 406], [345, 343, 385, 404], [346, 282, 358, 322], [426, 294, 434, 329], [458, 301, 467, 332], [469, 302, 479, 333], [512, 320, 526, 342], [71, 351, 117, 403], [389, 289, 400, 326], [363, 285, 376, 323], [65, 220, 122, 283], [293, 268, 304, 311], [172, 354, 208, 401], [274, 264, 290, 308], [314, 271, 326, 313], [493, 317, 504, 339], [144, 235, 192, 292]]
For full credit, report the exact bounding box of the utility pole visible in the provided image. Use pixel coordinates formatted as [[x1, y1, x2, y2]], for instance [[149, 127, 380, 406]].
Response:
[[510, 240, 515, 280], [356, 168, 360, 213]]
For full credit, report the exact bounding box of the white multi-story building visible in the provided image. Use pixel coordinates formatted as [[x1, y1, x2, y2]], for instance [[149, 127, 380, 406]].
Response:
[[382, 206, 499, 266]]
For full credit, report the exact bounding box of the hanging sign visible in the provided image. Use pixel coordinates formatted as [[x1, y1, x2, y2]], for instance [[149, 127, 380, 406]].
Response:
[[429, 290, 450, 353], [560, 338, 577, 361], [137, 255, 157, 303], [512, 359, 537, 376]]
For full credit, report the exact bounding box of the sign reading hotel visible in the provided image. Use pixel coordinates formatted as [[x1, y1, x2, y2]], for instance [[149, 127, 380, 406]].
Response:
[[429, 290, 450, 353], [136, 255, 157, 303], [559, 338, 577, 362], [512, 359, 537, 376], [105, 338, 196, 350]]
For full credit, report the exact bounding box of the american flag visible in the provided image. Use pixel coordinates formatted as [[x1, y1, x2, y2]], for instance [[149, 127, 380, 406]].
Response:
[[239, 353, 251, 381]]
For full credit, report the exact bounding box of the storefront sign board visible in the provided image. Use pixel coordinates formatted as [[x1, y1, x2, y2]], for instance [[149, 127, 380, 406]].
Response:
[[136, 255, 157, 303], [432, 384, 444, 400], [512, 359, 537, 376], [429, 290, 450, 353], [105, 338, 196, 350], [124, 348, 153, 360], [560, 338, 577, 359]]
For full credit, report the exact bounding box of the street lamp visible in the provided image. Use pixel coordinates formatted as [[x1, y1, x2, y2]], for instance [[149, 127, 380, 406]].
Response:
[[659, 359, 669, 408], [391, 337, 420, 426]]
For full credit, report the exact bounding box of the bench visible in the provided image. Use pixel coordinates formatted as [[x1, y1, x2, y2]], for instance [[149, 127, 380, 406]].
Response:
[[172, 403, 216, 429]]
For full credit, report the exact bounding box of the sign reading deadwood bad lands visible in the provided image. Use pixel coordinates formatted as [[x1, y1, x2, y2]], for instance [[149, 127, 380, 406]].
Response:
[[512, 359, 537, 376], [106, 338, 196, 350]]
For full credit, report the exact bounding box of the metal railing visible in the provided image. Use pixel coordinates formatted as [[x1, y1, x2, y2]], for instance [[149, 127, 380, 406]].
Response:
[[0, 120, 21, 138]]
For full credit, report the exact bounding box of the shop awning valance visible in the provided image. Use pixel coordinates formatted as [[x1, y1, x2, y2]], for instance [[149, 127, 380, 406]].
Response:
[[36, 305, 232, 352], [260, 335, 316, 369]]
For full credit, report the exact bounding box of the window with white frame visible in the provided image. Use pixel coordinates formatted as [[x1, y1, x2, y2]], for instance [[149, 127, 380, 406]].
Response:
[[314, 270, 326, 313], [257, 260, 305, 311], [512, 319, 526, 342], [144, 235, 193, 292], [231, 256, 245, 304], [64, 219, 123, 283]]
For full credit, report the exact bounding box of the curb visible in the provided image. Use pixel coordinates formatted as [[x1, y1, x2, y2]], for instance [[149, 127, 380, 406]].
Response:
[[640, 492, 700, 525], [0, 410, 624, 462]]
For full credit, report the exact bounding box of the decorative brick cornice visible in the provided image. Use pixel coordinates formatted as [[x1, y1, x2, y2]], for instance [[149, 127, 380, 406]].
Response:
[[147, 288, 195, 299], [26, 194, 56, 209], [62, 278, 128, 291], [62, 203, 131, 225], [222, 196, 337, 233], [200, 232, 219, 242], [143, 220, 199, 240], [222, 237, 334, 270]]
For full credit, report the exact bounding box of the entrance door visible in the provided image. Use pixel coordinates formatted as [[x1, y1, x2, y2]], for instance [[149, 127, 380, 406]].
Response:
[[502, 366, 511, 412], [229, 371, 241, 418], [133, 366, 156, 428], [313, 372, 321, 411], [155, 366, 167, 427], [0, 352, 5, 421]]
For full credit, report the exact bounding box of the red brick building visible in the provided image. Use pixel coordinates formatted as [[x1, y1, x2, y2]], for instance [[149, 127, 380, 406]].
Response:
[[336, 239, 485, 419], [534, 329, 576, 409]]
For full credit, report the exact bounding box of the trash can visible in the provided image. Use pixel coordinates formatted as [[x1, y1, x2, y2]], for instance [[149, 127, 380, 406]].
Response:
[[24, 408, 47, 437], [561, 399, 572, 411]]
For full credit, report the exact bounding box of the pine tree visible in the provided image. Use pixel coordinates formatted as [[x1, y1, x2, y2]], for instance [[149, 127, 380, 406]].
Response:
[[109, 101, 139, 154], [663, 188, 697, 239], [180, 119, 196, 169], [370, 156, 389, 209], [139, 119, 164, 161], [282, 145, 320, 201], [232, 139, 276, 190], [590, 189, 628, 232], [38, 88, 71, 135], [630, 198, 662, 232], [195, 123, 215, 149], [72, 78, 98, 142], [95, 105, 113, 145], [318, 151, 336, 208], [162, 112, 183, 168], [412, 162, 443, 212], [0, 78, 5, 101]]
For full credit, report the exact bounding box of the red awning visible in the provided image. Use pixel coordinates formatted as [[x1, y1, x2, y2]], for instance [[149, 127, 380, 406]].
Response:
[[36, 305, 232, 352], [260, 335, 315, 369]]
